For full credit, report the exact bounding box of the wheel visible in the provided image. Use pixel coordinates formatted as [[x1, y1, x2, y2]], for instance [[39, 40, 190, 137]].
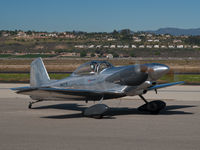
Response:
[[138, 100, 166, 114], [147, 100, 166, 114], [93, 115, 103, 119], [28, 103, 32, 109], [147, 102, 159, 113]]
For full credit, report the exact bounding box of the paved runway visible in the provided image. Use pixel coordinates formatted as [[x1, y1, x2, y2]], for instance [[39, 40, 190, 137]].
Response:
[[0, 84, 200, 150]]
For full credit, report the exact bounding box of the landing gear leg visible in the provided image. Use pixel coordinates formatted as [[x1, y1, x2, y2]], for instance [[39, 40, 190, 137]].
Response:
[[83, 97, 109, 119], [139, 95, 148, 104], [138, 95, 166, 114], [28, 100, 42, 109]]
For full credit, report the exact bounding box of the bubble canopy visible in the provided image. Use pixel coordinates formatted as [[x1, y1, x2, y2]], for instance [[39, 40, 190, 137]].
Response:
[[72, 60, 113, 76]]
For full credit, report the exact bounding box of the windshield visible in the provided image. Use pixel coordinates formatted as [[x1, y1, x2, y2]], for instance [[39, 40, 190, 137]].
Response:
[[72, 61, 113, 76]]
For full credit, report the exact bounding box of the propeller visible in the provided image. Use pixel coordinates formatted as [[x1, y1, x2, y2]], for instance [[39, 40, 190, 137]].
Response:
[[135, 61, 154, 74], [165, 69, 178, 83]]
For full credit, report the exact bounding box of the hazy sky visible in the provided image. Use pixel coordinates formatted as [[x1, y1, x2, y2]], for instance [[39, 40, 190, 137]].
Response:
[[1, 0, 200, 32]]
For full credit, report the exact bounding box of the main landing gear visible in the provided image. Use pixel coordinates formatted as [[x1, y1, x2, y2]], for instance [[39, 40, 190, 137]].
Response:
[[28, 100, 42, 109], [82, 103, 109, 119], [82, 97, 109, 119], [138, 95, 166, 114]]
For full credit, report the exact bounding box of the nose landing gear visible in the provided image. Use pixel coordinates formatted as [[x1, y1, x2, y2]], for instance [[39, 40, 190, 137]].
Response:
[[28, 100, 42, 109], [138, 95, 166, 114]]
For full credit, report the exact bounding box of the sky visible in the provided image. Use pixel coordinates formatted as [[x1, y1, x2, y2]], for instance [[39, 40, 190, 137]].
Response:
[[0, 0, 200, 32]]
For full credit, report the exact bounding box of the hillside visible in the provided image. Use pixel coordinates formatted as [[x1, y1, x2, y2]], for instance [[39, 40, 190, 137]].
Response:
[[147, 27, 200, 36]]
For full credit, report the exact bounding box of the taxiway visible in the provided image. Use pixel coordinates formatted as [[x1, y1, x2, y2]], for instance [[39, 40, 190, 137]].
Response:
[[0, 84, 200, 150]]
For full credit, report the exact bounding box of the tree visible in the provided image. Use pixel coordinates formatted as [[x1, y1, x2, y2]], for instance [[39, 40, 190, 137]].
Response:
[[112, 29, 119, 39], [130, 51, 135, 57], [113, 52, 119, 58], [120, 29, 132, 41], [185, 36, 200, 45], [80, 51, 87, 57], [90, 53, 95, 57], [26, 30, 32, 35]]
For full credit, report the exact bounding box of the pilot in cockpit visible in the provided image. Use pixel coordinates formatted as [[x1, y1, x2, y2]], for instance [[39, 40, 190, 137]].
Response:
[[90, 62, 98, 74]]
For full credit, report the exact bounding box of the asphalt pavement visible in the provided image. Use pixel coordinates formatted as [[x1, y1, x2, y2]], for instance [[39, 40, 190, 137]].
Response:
[[0, 84, 200, 150]]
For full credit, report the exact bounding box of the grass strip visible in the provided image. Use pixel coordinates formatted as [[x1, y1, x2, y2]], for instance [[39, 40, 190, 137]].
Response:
[[0, 73, 200, 84]]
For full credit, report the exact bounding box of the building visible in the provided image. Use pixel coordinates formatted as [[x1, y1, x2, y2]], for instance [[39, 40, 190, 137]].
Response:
[[139, 45, 145, 48], [96, 45, 102, 48], [169, 45, 175, 48], [134, 39, 142, 42], [154, 45, 159, 48], [161, 45, 167, 48], [106, 54, 113, 59], [147, 39, 153, 42], [193, 45, 200, 48], [123, 45, 129, 48], [110, 45, 116, 48], [131, 45, 137, 48], [146, 45, 153, 48], [88, 45, 95, 48], [177, 45, 184, 48], [117, 45, 123, 48]]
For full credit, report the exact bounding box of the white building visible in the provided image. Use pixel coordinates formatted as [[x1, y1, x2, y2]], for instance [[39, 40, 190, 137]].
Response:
[[193, 45, 200, 48], [131, 45, 137, 48], [110, 45, 116, 48], [134, 39, 142, 42], [88, 45, 95, 48], [103, 45, 109, 48], [147, 39, 153, 42], [154, 45, 159, 48], [96, 45, 102, 48], [177, 45, 184, 48], [146, 45, 153, 48], [147, 34, 153, 37], [107, 38, 116, 41], [106, 54, 113, 59], [154, 39, 160, 42], [185, 45, 191, 48], [123, 45, 129, 48], [161, 45, 167, 48], [117, 45, 123, 48], [169, 45, 175, 48], [173, 40, 182, 43], [139, 45, 145, 48]]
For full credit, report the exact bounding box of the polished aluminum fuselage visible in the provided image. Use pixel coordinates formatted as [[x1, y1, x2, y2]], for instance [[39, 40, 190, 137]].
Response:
[[36, 63, 169, 100]]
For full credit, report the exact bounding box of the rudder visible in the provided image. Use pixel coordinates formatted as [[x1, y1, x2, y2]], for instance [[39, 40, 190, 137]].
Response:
[[30, 57, 50, 87]]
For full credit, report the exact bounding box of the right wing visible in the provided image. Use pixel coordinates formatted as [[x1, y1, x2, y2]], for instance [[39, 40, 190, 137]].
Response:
[[147, 81, 184, 91]]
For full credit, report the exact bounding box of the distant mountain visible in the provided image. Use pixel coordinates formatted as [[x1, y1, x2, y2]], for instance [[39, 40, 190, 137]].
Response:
[[146, 27, 200, 36]]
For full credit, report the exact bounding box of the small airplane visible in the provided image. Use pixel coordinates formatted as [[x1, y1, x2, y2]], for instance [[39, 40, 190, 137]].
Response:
[[12, 58, 184, 118]]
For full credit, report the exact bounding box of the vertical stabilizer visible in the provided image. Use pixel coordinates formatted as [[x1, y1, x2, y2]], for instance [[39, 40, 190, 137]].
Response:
[[30, 57, 50, 87]]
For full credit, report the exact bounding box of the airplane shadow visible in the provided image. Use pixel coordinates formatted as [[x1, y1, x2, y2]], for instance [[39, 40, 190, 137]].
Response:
[[36, 103, 197, 119]]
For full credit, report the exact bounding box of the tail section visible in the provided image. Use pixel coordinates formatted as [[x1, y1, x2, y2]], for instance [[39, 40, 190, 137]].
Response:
[[30, 57, 50, 87]]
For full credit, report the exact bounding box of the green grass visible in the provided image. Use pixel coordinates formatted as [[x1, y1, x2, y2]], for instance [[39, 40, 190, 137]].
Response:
[[0, 73, 200, 84], [15, 54, 57, 58], [159, 74, 200, 84], [0, 54, 13, 58]]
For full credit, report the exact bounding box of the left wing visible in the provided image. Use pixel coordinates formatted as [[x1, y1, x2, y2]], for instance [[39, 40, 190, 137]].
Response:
[[11, 86, 125, 101], [147, 81, 184, 91]]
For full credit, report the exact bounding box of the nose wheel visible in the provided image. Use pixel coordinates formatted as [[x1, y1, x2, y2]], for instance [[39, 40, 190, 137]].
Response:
[[138, 95, 166, 114], [28, 100, 42, 109]]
